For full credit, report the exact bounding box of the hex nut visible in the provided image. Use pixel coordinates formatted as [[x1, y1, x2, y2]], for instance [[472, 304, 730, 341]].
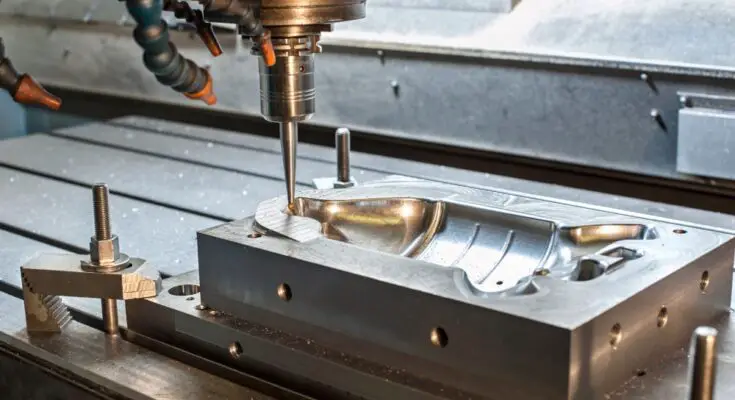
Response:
[[83, 235, 130, 272], [333, 179, 356, 189], [90, 235, 120, 264]]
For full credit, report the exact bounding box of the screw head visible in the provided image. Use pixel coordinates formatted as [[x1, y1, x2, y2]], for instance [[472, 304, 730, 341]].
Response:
[[81, 235, 131, 272], [90, 235, 119, 264]]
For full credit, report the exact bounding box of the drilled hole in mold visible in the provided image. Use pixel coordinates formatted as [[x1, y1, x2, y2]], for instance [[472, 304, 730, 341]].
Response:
[[277, 283, 292, 301], [700, 271, 710, 293], [168, 284, 200, 296], [248, 232, 263, 239], [229, 342, 243, 359], [657, 307, 668, 328], [609, 323, 622, 348], [430, 327, 448, 348], [674, 229, 687, 234]]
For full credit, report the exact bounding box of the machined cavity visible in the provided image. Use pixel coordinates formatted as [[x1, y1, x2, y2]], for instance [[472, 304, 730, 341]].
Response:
[[253, 179, 686, 294]]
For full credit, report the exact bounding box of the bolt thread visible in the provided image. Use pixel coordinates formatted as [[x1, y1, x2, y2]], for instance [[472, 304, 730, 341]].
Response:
[[92, 184, 111, 240]]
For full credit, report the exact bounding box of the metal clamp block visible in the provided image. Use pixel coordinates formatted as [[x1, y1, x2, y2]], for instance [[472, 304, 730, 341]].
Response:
[[21, 253, 162, 333]]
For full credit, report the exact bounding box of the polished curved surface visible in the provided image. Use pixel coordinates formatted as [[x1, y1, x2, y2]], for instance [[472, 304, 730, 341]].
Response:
[[252, 177, 694, 294], [294, 197, 444, 256], [291, 194, 661, 292]]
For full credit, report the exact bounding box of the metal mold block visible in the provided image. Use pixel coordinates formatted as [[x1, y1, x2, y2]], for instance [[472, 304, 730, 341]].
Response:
[[194, 178, 734, 399]]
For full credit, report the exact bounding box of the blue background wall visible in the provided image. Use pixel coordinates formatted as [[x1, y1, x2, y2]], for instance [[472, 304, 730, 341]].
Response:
[[0, 92, 26, 139]]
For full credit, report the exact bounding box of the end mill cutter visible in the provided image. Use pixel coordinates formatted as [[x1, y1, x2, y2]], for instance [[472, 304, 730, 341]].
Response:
[[258, 44, 316, 208], [252, 1, 366, 208]]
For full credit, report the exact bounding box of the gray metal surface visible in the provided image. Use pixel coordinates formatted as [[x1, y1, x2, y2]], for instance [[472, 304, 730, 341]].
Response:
[[200, 177, 734, 399], [677, 108, 735, 181], [128, 268, 735, 400], [0, 134, 292, 220], [468, 0, 735, 66], [93, 117, 735, 233], [127, 270, 462, 400], [0, 166, 217, 277], [52, 121, 388, 186], [0, 231, 63, 288]]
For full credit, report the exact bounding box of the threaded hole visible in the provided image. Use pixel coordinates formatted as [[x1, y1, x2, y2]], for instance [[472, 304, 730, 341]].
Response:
[[430, 327, 448, 348], [277, 283, 292, 301], [609, 323, 622, 348], [657, 306, 668, 328], [168, 284, 200, 296], [228, 342, 243, 359], [700, 271, 710, 293]]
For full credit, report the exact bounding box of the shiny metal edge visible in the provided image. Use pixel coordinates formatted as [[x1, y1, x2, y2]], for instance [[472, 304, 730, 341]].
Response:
[[127, 271, 474, 400], [255, 177, 730, 247], [133, 267, 735, 399]]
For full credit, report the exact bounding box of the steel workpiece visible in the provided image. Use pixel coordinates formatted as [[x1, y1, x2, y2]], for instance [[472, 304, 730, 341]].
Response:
[[126, 176, 735, 400]]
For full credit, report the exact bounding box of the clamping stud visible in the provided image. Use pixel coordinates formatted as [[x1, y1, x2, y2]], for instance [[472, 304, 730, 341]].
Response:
[[20, 183, 162, 336]]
